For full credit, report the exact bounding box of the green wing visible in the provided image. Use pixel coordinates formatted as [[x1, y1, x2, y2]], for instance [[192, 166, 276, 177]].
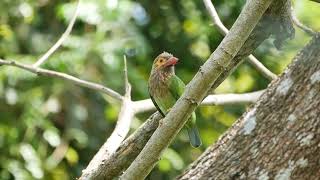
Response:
[[168, 75, 202, 148], [148, 87, 165, 117], [168, 75, 185, 100]]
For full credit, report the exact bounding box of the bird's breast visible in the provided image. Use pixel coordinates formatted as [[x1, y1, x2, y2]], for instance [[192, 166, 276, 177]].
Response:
[[149, 81, 176, 113]]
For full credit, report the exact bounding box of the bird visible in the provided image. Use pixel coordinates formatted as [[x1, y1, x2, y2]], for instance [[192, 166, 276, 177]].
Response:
[[148, 52, 202, 148]]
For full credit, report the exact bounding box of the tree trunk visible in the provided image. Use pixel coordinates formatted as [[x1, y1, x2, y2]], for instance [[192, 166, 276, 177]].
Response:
[[178, 34, 320, 179]]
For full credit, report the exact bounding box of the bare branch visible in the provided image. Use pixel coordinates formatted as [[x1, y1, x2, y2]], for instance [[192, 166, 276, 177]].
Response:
[[290, 7, 317, 36], [132, 90, 264, 113], [203, 0, 228, 35], [81, 99, 134, 179], [120, 0, 273, 179], [123, 55, 130, 96], [80, 112, 163, 179], [201, 90, 264, 106], [46, 140, 69, 169], [0, 59, 123, 101], [33, 0, 80, 67], [247, 55, 277, 80], [203, 0, 277, 80], [80, 56, 134, 179]]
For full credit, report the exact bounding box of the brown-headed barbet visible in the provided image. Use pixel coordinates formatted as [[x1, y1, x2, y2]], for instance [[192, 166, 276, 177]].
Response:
[[148, 52, 202, 148]]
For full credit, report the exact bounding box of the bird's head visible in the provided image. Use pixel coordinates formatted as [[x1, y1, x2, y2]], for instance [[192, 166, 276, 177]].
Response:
[[152, 52, 179, 73]]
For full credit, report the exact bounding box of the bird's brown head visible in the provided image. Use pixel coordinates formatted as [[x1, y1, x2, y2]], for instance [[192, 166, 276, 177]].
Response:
[[151, 52, 179, 73]]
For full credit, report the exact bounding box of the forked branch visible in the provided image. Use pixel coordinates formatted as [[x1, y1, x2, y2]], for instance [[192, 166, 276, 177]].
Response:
[[203, 0, 277, 80]]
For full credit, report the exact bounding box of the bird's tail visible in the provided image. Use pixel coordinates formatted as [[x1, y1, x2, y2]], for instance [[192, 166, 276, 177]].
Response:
[[187, 126, 202, 148]]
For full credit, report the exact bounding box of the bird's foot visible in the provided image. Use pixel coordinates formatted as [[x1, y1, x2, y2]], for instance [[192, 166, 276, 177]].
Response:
[[159, 119, 164, 126]]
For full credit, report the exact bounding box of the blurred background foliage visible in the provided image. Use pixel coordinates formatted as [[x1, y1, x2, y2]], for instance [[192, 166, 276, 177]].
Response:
[[0, 0, 318, 179]]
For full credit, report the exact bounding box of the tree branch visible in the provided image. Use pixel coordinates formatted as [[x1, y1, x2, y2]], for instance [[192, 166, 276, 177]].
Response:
[[46, 140, 69, 169], [203, 0, 277, 80], [80, 112, 163, 179], [80, 56, 134, 179], [290, 7, 317, 36], [201, 90, 264, 106], [132, 90, 264, 113], [0, 59, 123, 101], [33, 0, 80, 67], [120, 0, 274, 179]]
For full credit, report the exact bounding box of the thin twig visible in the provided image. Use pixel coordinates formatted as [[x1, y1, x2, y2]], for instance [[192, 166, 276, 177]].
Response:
[[290, 7, 317, 36], [201, 90, 264, 105], [80, 56, 134, 179], [247, 55, 277, 80], [33, 0, 81, 67], [203, 0, 277, 80], [0, 59, 123, 101], [123, 55, 130, 97]]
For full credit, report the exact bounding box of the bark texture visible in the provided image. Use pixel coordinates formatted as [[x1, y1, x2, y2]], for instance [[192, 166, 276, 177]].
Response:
[[178, 34, 320, 180]]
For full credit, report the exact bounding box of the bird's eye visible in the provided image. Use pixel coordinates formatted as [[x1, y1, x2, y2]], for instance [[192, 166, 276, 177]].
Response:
[[159, 59, 163, 63]]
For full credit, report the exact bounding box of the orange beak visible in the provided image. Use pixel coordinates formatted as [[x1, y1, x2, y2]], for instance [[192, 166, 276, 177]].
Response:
[[164, 57, 179, 67]]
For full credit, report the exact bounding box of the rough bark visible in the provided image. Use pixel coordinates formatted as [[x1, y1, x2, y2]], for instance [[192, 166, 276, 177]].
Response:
[[178, 34, 320, 180]]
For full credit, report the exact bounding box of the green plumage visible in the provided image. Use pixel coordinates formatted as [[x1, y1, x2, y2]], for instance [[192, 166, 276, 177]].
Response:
[[148, 52, 202, 148]]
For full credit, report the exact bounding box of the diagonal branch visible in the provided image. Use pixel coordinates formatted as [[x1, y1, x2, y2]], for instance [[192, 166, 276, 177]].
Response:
[[0, 58, 123, 101], [33, 0, 81, 67], [46, 140, 69, 169], [203, 0, 277, 80], [120, 0, 274, 179], [80, 56, 134, 179], [290, 7, 317, 36], [80, 112, 163, 179]]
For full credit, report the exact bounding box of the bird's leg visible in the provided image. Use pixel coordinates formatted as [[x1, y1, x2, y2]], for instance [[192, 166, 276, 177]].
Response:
[[159, 119, 164, 126]]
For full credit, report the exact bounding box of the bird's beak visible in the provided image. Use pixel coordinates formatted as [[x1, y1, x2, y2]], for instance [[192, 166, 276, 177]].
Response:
[[164, 57, 179, 67]]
